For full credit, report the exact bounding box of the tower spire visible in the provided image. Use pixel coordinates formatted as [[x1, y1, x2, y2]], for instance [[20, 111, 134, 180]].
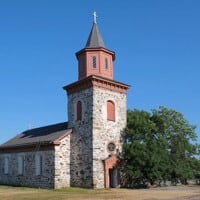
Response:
[[85, 12, 105, 48]]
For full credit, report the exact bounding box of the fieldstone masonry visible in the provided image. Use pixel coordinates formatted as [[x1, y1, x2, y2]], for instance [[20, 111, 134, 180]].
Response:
[[92, 86, 127, 188], [54, 136, 70, 188], [66, 77, 128, 188], [68, 87, 94, 187], [0, 150, 55, 188], [0, 135, 70, 188]]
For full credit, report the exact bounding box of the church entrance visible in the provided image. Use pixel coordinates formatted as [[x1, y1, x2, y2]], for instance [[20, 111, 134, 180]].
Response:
[[109, 167, 118, 188], [103, 155, 120, 188]]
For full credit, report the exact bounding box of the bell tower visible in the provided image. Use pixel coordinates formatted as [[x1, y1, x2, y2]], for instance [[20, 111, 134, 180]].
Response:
[[76, 19, 115, 80], [64, 13, 129, 188]]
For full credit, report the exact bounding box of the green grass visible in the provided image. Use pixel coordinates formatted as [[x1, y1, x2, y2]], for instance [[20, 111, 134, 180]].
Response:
[[0, 185, 200, 200], [0, 186, 113, 200]]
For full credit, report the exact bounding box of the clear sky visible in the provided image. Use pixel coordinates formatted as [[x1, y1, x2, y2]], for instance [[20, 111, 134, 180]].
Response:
[[0, 0, 200, 145]]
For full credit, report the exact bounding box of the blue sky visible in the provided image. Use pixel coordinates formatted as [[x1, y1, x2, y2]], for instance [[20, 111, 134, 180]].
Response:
[[0, 0, 200, 145]]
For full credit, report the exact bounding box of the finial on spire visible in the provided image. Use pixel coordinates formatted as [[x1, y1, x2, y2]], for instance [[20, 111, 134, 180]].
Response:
[[93, 11, 97, 24]]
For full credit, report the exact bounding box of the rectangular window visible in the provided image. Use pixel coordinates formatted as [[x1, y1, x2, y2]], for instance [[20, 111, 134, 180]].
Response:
[[4, 157, 9, 174], [35, 155, 43, 175], [18, 155, 24, 175], [92, 56, 96, 68], [105, 58, 108, 70]]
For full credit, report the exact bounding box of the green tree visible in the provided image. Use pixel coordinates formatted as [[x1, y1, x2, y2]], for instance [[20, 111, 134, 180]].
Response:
[[151, 106, 199, 184], [121, 107, 200, 187], [122, 109, 169, 187]]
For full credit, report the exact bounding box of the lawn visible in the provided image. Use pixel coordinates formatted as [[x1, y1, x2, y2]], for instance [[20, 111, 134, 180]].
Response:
[[0, 185, 199, 200]]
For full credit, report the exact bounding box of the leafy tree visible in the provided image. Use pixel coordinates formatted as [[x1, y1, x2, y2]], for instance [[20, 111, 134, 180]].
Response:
[[121, 107, 200, 187], [151, 106, 199, 184]]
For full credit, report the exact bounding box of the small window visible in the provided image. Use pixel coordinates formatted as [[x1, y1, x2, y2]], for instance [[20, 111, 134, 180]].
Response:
[[18, 155, 24, 175], [35, 155, 43, 176], [107, 100, 115, 121], [105, 58, 108, 70], [77, 100, 82, 121], [4, 157, 9, 174], [92, 56, 96, 68]]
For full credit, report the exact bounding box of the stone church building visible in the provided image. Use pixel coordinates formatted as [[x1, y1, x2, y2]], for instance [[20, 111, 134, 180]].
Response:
[[0, 16, 129, 189]]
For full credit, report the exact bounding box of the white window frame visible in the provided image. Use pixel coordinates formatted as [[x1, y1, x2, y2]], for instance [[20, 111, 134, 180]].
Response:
[[18, 155, 24, 175], [35, 154, 43, 176]]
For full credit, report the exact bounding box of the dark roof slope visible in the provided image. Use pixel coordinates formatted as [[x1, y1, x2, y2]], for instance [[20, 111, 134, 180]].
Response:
[[0, 122, 71, 149], [85, 22, 105, 48]]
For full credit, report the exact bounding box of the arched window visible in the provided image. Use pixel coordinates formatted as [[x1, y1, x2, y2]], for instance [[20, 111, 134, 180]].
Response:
[[107, 100, 115, 121], [105, 58, 108, 70], [77, 100, 82, 121], [92, 56, 96, 68]]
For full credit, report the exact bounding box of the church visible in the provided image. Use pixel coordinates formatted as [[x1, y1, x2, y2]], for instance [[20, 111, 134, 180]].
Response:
[[0, 14, 129, 189]]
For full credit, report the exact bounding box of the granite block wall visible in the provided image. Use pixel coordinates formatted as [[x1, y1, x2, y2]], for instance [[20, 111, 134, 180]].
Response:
[[0, 135, 70, 189]]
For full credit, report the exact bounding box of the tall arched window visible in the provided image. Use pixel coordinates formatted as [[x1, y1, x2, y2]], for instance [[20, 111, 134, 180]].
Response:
[[77, 100, 82, 121], [92, 56, 96, 68], [105, 58, 108, 70], [107, 100, 115, 121]]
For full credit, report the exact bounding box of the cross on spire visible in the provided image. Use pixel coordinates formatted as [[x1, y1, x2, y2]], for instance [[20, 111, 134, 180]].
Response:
[[93, 11, 97, 24]]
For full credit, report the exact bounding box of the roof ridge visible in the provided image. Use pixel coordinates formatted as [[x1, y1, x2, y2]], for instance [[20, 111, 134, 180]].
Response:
[[23, 121, 68, 133]]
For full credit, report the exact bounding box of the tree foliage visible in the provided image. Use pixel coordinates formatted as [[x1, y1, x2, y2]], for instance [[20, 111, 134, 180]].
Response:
[[121, 106, 200, 187]]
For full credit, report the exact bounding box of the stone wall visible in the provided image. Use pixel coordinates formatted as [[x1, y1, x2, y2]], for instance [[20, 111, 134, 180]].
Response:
[[0, 150, 55, 188], [67, 83, 127, 188], [0, 135, 70, 189], [92, 87, 127, 188], [54, 136, 71, 188], [68, 87, 93, 187]]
